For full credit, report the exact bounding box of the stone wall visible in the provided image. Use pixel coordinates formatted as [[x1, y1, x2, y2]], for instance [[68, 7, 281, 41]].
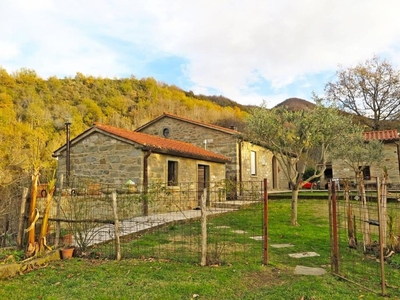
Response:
[[332, 142, 400, 183], [137, 117, 289, 189], [57, 132, 143, 185], [57, 131, 227, 189], [138, 117, 239, 181]]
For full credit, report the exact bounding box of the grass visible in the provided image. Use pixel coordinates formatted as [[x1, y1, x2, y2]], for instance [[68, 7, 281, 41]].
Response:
[[1, 199, 400, 300]]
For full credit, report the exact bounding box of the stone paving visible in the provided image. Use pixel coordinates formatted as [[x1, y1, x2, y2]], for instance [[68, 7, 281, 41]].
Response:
[[71, 206, 237, 247], [69, 200, 328, 276]]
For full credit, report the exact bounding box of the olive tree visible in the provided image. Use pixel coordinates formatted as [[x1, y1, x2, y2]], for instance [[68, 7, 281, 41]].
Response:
[[245, 102, 356, 226], [325, 55, 400, 130], [329, 127, 383, 247]]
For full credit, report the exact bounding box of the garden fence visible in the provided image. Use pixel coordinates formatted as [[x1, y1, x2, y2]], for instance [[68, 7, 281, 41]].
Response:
[[3, 178, 266, 265], [329, 177, 400, 297]]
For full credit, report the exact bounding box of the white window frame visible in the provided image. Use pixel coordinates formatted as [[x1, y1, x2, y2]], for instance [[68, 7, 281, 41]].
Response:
[[251, 151, 257, 175]]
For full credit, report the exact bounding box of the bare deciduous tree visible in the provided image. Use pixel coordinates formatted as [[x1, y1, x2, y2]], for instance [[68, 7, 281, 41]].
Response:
[[325, 56, 400, 130]]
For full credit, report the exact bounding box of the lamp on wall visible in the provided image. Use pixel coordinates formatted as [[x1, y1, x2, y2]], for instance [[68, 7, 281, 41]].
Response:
[[203, 139, 213, 150]]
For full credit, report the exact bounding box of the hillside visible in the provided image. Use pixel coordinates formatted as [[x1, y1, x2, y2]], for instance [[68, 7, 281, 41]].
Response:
[[0, 68, 256, 188], [274, 97, 316, 110], [273, 97, 400, 131]]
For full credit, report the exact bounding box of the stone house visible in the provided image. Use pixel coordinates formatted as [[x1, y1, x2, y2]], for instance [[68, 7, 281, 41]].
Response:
[[135, 113, 288, 190], [52, 123, 230, 203], [330, 129, 400, 185]]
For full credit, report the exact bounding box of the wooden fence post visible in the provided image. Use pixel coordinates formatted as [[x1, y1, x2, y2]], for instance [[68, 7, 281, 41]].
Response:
[[331, 181, 339, 274], [55, 175, 64, 248], [112, 191, 121, 261], [263, 178, 268, 265], [376, 177, 386, 296], [200, 188, 207, 266], [17, 187, 29, 249]]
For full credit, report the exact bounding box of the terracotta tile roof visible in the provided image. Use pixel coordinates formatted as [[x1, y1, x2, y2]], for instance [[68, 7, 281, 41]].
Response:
[[93, 123, 230, 163], [363, 129, 399, 141], [135, 112, 240, 134]]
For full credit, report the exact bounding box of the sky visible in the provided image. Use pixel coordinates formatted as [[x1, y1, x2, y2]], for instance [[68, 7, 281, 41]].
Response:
[[1, 0, 400, 108]]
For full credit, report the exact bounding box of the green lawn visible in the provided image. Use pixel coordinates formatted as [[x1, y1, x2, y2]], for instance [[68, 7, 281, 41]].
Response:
[[1, 199, 399, 300]]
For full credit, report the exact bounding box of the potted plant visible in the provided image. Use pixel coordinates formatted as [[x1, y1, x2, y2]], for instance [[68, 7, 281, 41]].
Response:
[[60, 247, 74, 259], [60, 229, 75, 259]]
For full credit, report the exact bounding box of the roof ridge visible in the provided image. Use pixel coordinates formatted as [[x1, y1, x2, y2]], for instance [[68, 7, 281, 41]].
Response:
[[363, 129, 399, 141], [93, 123, 230, 162], [135, 112, 240, 134], [162, 112, 240, 133]]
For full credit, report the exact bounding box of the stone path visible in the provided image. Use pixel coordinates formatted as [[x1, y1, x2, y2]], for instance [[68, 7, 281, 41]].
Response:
[[70, 201, 328, 276], [71, 207, 238, 247], [294, 265, 326, 276], [268, 243, 326, 276]]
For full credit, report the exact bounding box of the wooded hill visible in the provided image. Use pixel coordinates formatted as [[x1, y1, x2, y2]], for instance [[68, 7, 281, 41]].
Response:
[[1, 68, 398, 188], [0, 68, 251, 187]]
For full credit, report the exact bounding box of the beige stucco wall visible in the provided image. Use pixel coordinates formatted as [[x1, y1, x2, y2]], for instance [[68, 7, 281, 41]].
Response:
[[146, 152, 227, 185], [137, 117, 288, 189], [240, 142, 288, 189], [332, 142, 400, 183]]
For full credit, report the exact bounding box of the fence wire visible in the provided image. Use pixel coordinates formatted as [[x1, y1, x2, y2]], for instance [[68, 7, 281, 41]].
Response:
[[330, 178, 400, 296], [7, 180, 265, 265]]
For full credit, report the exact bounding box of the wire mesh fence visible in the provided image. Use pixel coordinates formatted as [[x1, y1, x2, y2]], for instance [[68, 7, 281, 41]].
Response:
[[4, 179, 266, 265], [330, 178, 400, 296]]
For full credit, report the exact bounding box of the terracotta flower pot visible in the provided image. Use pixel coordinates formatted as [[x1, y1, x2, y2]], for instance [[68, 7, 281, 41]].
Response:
[[60, 248, 74, 259]]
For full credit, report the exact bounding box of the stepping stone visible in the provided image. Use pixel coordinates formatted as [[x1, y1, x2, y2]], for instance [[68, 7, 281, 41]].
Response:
[[289, 252, 319, 258], [231, 230, 247, 234], [250, 236, 263, 241], [294, 265, 326, 276], [271, 243, 294, 248], [214, 226, 231, 229]]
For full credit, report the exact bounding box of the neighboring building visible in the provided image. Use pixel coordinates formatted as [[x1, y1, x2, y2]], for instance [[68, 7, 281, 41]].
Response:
[[331, 129, 400, 184], [52, 123, 230, 201], [135, 113, 288, 190]]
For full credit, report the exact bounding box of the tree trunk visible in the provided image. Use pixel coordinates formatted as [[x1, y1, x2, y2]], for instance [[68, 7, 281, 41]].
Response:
[[359, 179, 371, 247], [344, 180, 356, 248], [291, 188, 299, 226], [38, 181, 55, 253], [27, 169, 40, 256], [17, 187, 28, 249]]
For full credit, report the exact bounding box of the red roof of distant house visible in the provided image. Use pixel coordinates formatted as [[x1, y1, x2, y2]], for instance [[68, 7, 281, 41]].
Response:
[[135, 112, 240, 134], [78, 123, 231, 163], [363, 129, 399, 141]]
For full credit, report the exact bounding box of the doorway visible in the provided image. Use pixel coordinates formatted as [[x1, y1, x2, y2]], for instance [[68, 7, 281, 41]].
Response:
[[272, 156, 278, 189], [197, 165, 210, 205]]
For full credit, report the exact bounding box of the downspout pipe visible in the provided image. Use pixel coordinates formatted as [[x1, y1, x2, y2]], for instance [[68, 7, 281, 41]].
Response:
[[143, 149, 152, 216]]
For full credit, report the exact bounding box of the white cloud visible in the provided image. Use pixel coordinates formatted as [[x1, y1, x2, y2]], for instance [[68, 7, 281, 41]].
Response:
[[1, 0, 400, 107], [0, 42, 19, 59]]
